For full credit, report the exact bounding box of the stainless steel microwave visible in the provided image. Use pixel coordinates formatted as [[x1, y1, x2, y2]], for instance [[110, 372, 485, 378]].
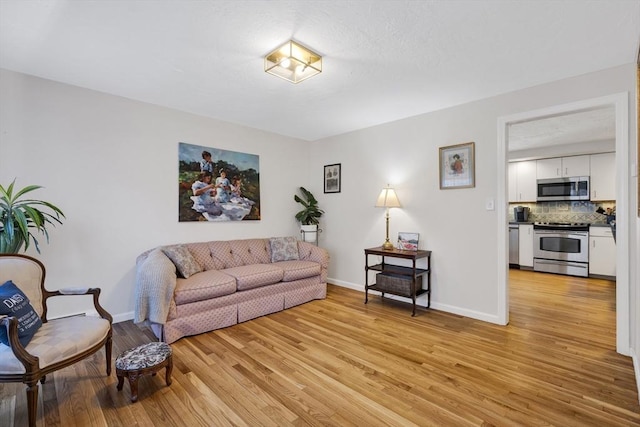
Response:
[[536, 176, 590, 201]]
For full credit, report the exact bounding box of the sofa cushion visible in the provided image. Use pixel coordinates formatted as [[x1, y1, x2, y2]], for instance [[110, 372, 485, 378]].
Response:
[[209, 239, 271, 269], [223, 264, 284, 291], [230, 239, 270, 265], [269, 237, 299, 262], [274, 260, 322, 282], [184, 242, 217, 271], [162, 245, 202, 278], [174, 270, 236, 305]]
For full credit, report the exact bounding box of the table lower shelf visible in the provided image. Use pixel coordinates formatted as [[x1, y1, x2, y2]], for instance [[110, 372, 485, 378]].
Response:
[[367, 284, 429, 299]]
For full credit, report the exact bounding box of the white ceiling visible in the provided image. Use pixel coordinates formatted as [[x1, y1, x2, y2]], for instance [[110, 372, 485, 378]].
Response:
[[508, 107, 617, 151], [0, 0, 638, 142]]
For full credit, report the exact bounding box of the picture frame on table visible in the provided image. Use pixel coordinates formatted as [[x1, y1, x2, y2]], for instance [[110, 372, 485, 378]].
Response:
[[439, 141, 475, 189], [397, 232, 419, 251], [324, 163, 341, 193]]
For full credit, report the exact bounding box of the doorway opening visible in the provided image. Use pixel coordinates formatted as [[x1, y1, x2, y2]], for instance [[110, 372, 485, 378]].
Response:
[[497, 93, 630, 355]]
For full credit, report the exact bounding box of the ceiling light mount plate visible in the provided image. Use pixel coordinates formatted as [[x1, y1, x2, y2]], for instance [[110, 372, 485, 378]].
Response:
[[265, 40, 322, 84]]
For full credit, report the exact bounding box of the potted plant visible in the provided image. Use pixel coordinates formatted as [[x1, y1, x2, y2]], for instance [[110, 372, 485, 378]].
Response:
[[294, 187, 324, 243], [0, 179, 65, 254]]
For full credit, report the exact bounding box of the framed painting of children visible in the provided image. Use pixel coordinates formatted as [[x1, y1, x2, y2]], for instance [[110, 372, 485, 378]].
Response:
[[439, 142, 475, 189]]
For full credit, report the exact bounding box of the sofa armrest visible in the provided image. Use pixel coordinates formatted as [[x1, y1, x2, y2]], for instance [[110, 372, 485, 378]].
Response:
[[298, 242, 330, 282], [134, 248, 178, 325]]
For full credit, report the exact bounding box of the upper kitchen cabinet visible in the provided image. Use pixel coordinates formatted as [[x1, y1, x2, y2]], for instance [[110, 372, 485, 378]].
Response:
[[509, 160, 537, 202], [590, 152, 616, 201], [508, 162, 518, 202], [536, 155, 590, 179]]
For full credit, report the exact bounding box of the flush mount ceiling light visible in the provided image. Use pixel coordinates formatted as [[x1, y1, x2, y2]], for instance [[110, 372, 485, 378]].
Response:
[[264, 40, 322, 84]]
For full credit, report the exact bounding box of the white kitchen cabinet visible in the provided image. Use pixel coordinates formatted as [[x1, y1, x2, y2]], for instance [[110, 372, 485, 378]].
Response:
[[536, 155, 590, 179], [589, 227, 616, 277], [508, 162, 518, 202], [509, 160, 537, 202], [536, 158, 561, 179], [562, 155, 590, 177], [590, 152, 616, 201], [518, 224, 534, 268]]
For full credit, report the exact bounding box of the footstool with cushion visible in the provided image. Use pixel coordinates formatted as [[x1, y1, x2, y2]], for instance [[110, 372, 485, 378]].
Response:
[[115, 341, 173, 402]]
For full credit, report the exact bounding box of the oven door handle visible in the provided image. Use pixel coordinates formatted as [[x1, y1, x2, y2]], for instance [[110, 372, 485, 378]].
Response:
[[534, 231, 589, 237], [534, 259, 588, 268]]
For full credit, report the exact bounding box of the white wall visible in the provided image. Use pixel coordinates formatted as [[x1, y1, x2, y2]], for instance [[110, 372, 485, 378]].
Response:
[[310, 64, 638, 340], [0, 69, 308, 321]]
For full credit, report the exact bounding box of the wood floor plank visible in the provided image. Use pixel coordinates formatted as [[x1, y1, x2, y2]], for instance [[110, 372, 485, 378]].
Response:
[[2, 270, 639, 426]]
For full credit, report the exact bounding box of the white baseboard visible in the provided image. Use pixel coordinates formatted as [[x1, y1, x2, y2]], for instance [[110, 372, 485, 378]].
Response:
[[113, 311, 134, 324], [328, 278, 501, 324], [49, 310, 134, 324], [631, 348, 640, 405]]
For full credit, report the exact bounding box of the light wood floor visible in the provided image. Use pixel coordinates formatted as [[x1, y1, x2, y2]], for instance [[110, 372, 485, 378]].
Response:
[[2, 270, 639, 426]]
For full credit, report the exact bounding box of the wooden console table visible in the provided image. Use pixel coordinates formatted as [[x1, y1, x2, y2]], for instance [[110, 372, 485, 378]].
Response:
[[364, 246, 432, 316]]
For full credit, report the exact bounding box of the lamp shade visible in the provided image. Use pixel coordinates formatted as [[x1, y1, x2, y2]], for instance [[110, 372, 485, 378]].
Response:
[[375, 187, 401, 208], [265, 40, 322, 84]]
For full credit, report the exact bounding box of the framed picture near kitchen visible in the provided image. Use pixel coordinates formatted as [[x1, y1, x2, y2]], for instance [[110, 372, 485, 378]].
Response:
[[439, 141, 475, 189]]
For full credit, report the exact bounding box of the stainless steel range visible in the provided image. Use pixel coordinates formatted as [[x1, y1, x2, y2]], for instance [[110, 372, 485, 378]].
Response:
[[533, 222, 589, 277]]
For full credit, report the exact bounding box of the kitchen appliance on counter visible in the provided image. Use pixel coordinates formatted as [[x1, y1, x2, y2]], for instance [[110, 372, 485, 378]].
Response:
[[513, 206, 530, 222], [595, 206, 617, 242], [533, 222, 589, 277], [537, 176, 590, 202]]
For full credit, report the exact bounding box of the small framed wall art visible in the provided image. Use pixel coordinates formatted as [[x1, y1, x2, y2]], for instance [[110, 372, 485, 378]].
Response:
[[324, 163, 341, 193], [439, 141, 475, 189]]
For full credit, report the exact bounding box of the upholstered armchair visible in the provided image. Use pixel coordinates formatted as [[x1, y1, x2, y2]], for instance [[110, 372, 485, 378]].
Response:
[[0, 254, 113, 427]]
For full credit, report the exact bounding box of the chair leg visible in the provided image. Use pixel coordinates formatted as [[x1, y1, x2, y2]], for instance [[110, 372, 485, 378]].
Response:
[[128, 373, 140, 403], [105, 336, 112, 376], [26, 381, 39, 427]]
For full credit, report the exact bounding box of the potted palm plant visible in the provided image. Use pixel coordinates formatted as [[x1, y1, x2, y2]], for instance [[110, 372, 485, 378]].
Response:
[[0, 179, 65, 254], [294, 187, 324, 243]]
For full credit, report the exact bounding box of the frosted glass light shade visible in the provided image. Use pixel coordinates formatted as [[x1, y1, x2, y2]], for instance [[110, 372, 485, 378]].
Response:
[[265, 40, 322, 84]]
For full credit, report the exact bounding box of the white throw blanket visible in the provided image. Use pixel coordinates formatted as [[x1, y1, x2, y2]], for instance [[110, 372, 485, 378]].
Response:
[[134, 248, 177, 325]]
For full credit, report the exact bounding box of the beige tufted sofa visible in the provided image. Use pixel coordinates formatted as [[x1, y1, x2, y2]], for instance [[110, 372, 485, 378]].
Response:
[[134, 238, 329, 344]]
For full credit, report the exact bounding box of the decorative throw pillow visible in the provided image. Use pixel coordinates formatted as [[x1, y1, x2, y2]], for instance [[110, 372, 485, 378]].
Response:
[[0, 280, 42, 347], [161, 245, 202, 278], [269, 237, 300, 262]]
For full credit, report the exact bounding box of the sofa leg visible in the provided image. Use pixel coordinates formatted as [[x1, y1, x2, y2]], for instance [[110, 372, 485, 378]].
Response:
[[26, 381, 39, 427]]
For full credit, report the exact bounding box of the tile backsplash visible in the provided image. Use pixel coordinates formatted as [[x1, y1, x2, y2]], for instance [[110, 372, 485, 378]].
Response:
[[508, 201, 615, 224]]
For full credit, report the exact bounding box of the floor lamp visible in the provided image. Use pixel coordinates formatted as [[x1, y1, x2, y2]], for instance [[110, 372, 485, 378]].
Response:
[[375, 185, 401, 250]]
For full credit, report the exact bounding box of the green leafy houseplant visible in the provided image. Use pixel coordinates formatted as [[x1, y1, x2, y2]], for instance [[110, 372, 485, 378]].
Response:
[[294, 187, 324, 225], [0, 180, 65, 254]]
